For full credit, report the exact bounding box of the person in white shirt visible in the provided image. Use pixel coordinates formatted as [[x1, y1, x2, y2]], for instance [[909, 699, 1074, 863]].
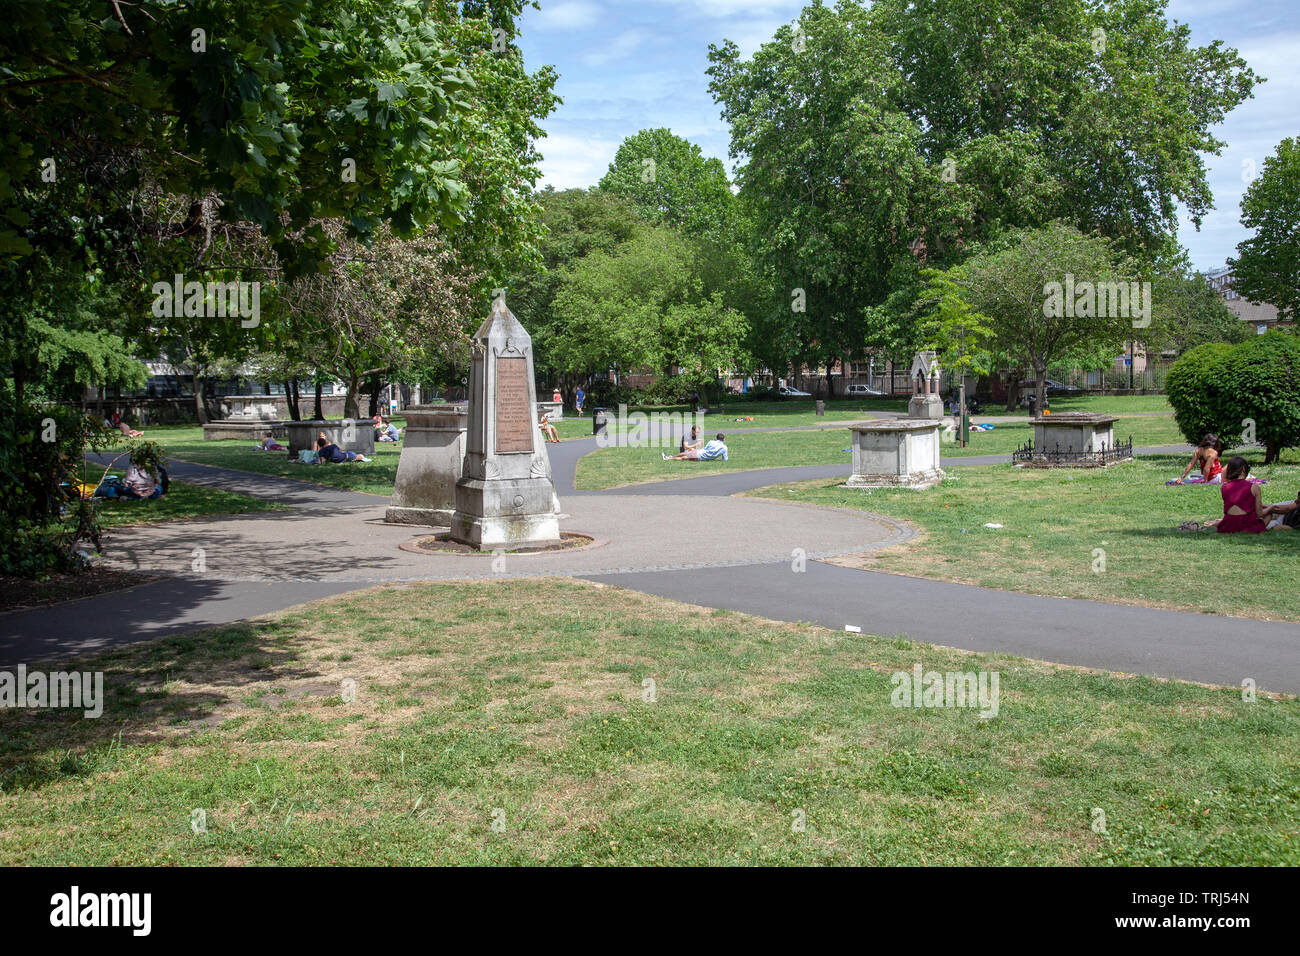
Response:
[[663, 433, 728, 462]]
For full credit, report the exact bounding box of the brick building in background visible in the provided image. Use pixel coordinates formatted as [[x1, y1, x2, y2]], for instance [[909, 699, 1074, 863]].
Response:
[[1206, 265, 1284, 335]]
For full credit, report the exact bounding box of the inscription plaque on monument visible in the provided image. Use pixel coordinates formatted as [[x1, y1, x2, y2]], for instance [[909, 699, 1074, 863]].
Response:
[[494, 356, 534, 454]]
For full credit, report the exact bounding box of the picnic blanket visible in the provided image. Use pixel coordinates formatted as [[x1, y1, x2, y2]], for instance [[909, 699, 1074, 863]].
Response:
[[1166, 476, 1267, 485]]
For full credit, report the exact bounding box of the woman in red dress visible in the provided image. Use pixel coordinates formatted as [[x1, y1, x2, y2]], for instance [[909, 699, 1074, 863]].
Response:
[[1178, 433, 1223, 483], [1207, 456, 1268, 533]]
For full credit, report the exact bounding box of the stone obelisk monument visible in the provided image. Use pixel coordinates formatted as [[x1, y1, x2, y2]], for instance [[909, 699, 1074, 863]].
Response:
[[450, 301, 561, 549]]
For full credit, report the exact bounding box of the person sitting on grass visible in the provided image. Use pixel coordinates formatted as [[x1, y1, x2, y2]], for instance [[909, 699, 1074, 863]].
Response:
[[1181, 456, 1266, 533], [374, 416, 401, 442], [1176, 434, 1224, 484], [1264, 489, 1300, 531], [538, 411, 560, 443], [117, 462, 164, 499], [663, 433, 728, 462], [679, 425, 702, 454], [316, 433, 371, 463]]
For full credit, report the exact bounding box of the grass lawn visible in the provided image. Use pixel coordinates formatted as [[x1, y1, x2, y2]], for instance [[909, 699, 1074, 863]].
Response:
[[1, 578, 1294, 865], [977, 394, 1173, 416], [146, 425, 400, 497], [749, 452, 1300, 622], [574, 414, 1188, 490], [91, 481, 288, 528]]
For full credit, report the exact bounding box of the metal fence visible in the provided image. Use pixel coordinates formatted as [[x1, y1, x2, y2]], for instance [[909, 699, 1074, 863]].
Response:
[[1012, 436, 1135, 465]]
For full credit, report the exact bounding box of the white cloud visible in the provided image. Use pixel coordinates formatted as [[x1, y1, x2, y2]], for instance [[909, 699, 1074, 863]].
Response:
[[580, 28, 653, 67], [643, 0, 801, 16], [534, 132, 621, 188], [530, 1, 603, 31]]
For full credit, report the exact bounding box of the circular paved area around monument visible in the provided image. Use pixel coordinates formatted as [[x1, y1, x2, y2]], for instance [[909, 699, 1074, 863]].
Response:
[[94, 488, 914, 582]]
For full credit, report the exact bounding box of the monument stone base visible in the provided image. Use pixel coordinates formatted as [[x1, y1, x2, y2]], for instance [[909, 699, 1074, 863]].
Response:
[[908, 393, 944, 420], [385, 405, 467, 526], [451, 476, 561, 549], [1018, 412, 1130, 467], [844, 419, 944, 490], [202, 420, 288, 441], [284, 419, 375, 458]]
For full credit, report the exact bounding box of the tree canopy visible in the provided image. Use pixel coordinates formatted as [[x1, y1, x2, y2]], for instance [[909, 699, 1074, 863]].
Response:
[[1229, 137, 1300, 322], [708, 0, 1260, 373]]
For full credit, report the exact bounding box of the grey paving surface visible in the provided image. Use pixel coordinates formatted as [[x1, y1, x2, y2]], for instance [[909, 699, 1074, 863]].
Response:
[[5, 431, 1290, 692], [584, 562, 1300, 694]]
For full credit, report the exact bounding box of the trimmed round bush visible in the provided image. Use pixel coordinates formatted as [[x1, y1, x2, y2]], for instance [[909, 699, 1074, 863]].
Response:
[[1165, 342, 1237, 445], [1217, 331, 1300, 463], [1167, 333, 1300, 463]]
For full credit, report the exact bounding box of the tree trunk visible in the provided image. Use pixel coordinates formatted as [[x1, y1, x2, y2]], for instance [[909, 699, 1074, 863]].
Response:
[[344, 375, 362, 419], [193, 373, 208, 424], [1033, 365, 1048, 417], [367, 375, 382, 419], [285, 380, 300, 421], [1004, 374, 1019, 412], [1266, 443, 1280, 466], [312, 378, 323, 421]]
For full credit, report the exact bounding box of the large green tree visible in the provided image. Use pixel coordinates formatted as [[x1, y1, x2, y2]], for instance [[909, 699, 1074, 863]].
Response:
[[708, 0, 1260, 376], [1, 0, 556, 275], [598, 128, 736, 239], [1229, 136, 1300, 322], [870, 0, 1257, 256], [954, 223, 1141, 412], [548, 226, 750, 389], [709, 4, 937, 382]]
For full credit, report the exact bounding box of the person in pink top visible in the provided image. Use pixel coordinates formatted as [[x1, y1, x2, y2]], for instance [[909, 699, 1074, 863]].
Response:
[[1205, 456, 1268, 533]]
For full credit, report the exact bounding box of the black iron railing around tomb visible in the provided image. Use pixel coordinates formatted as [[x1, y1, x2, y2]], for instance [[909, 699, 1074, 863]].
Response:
[[1012, 436, 1134, 464]]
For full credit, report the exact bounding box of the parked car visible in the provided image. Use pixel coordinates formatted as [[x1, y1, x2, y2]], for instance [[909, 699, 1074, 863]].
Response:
[[778, 382, 812, 397], [845, 383, 887, 397], [1018, 378, 1083, 394]]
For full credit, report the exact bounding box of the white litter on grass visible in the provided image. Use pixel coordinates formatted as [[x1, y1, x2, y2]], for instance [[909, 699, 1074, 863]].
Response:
[[983, 522, 1004, 529], [844, 624, 862, 633]]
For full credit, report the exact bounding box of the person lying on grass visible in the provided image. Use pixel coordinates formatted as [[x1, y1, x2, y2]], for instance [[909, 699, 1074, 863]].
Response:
[[316, 433, 371, 463], [1175, 433, 1224, 484], [663, 433, 728, 462], [1180, 456, 1266, 533]]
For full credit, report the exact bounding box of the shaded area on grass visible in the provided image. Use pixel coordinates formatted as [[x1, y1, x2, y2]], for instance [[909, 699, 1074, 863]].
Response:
[[94, 480, 289, 529], [0, 578, 1295, 865], [145, 426, 401, 496], [0, 567, 156, 614]]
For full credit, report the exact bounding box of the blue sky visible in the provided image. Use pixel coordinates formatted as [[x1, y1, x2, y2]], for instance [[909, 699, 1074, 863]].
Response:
[[514, 0, 1298, 273]]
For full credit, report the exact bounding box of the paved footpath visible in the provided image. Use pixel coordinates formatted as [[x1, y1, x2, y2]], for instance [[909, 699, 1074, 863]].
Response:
[[2, 435, 1296, 694]]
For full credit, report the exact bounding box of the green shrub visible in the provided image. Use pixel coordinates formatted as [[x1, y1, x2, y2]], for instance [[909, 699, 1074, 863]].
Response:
[[0, 396, 168, 576], [1217, 331, 1300, 463], [1166, 333, 1300, 463], [582, 380, 640, 409], [1165, 342, 1238, 445]]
